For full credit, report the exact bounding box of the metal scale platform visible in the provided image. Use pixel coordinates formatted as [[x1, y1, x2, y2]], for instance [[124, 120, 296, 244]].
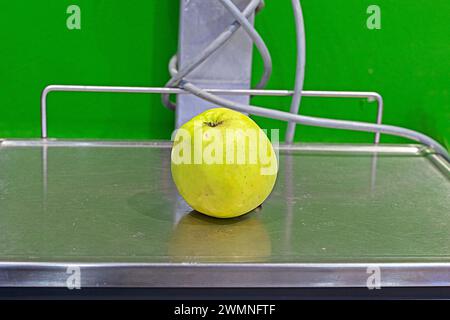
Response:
[[0, 0, 449, 293], [0, 140, 449, 289]]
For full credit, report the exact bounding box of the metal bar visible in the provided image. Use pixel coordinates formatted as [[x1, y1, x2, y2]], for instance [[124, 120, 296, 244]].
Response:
[[0, 139, 426, 155], [41, 85, 383, 140], [1, 261, 450, 288]]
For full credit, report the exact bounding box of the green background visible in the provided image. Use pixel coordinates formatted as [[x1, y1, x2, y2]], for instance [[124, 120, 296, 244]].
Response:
[[0, 0, 448, 148]]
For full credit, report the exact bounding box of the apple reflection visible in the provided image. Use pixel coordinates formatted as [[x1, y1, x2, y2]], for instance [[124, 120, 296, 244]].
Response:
[[168, 210, 271, 263]]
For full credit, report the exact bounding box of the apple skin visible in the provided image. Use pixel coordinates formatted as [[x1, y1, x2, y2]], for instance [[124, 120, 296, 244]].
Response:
[[171, 108, 278, 218]]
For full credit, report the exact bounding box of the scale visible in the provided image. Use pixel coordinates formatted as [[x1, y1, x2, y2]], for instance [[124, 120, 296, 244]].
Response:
[[0, 0, 449, 296]]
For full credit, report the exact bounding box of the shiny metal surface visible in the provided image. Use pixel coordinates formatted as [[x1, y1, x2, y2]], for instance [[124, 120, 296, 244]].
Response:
[[0, 140, 449, 287], [2, 262, 450, 288]]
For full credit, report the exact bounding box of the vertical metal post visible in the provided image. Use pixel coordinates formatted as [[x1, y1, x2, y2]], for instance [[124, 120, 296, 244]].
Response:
[[176, 0, 254, 127]]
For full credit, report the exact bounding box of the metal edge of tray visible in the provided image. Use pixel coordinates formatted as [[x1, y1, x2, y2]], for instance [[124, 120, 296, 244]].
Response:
[[0, 139, 174, 149], [0, 262, 450, 288], [0, 138, 433, 154], [3, 139, 448, 170], [428, 154, 450, 178]]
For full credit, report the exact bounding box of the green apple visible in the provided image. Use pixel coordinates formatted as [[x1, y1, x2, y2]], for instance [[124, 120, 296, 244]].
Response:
[[171, 107, 278, 218]]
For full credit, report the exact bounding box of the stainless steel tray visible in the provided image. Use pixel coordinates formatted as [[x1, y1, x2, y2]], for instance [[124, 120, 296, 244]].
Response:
[[0, 139, 449, 288]]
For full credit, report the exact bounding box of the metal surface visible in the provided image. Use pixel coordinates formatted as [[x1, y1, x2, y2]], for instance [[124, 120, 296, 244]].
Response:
[[0, 140, 449, 288], [175, 0, 256, 128], [1, 262, 450, 288], [40, 85, 383, 140]]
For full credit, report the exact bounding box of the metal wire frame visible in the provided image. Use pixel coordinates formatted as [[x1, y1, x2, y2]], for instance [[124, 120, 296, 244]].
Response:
[[40, 85, 383, 142]]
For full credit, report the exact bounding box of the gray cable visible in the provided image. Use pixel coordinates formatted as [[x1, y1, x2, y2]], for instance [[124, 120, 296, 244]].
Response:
[[162, 0, 265, 110], [168, 55, 178, 78], [285, 0, 306, 143], [218, 0, 272, 88], [181, 81, 450, 161]]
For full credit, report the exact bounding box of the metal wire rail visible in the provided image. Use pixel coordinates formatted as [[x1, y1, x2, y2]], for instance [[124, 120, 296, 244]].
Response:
[[39, 83, 450, 162], [40, 85, 383, 141]]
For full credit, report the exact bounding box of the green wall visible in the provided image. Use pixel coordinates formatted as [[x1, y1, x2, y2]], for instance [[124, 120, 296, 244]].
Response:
[[1, 0, 449, 149]]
